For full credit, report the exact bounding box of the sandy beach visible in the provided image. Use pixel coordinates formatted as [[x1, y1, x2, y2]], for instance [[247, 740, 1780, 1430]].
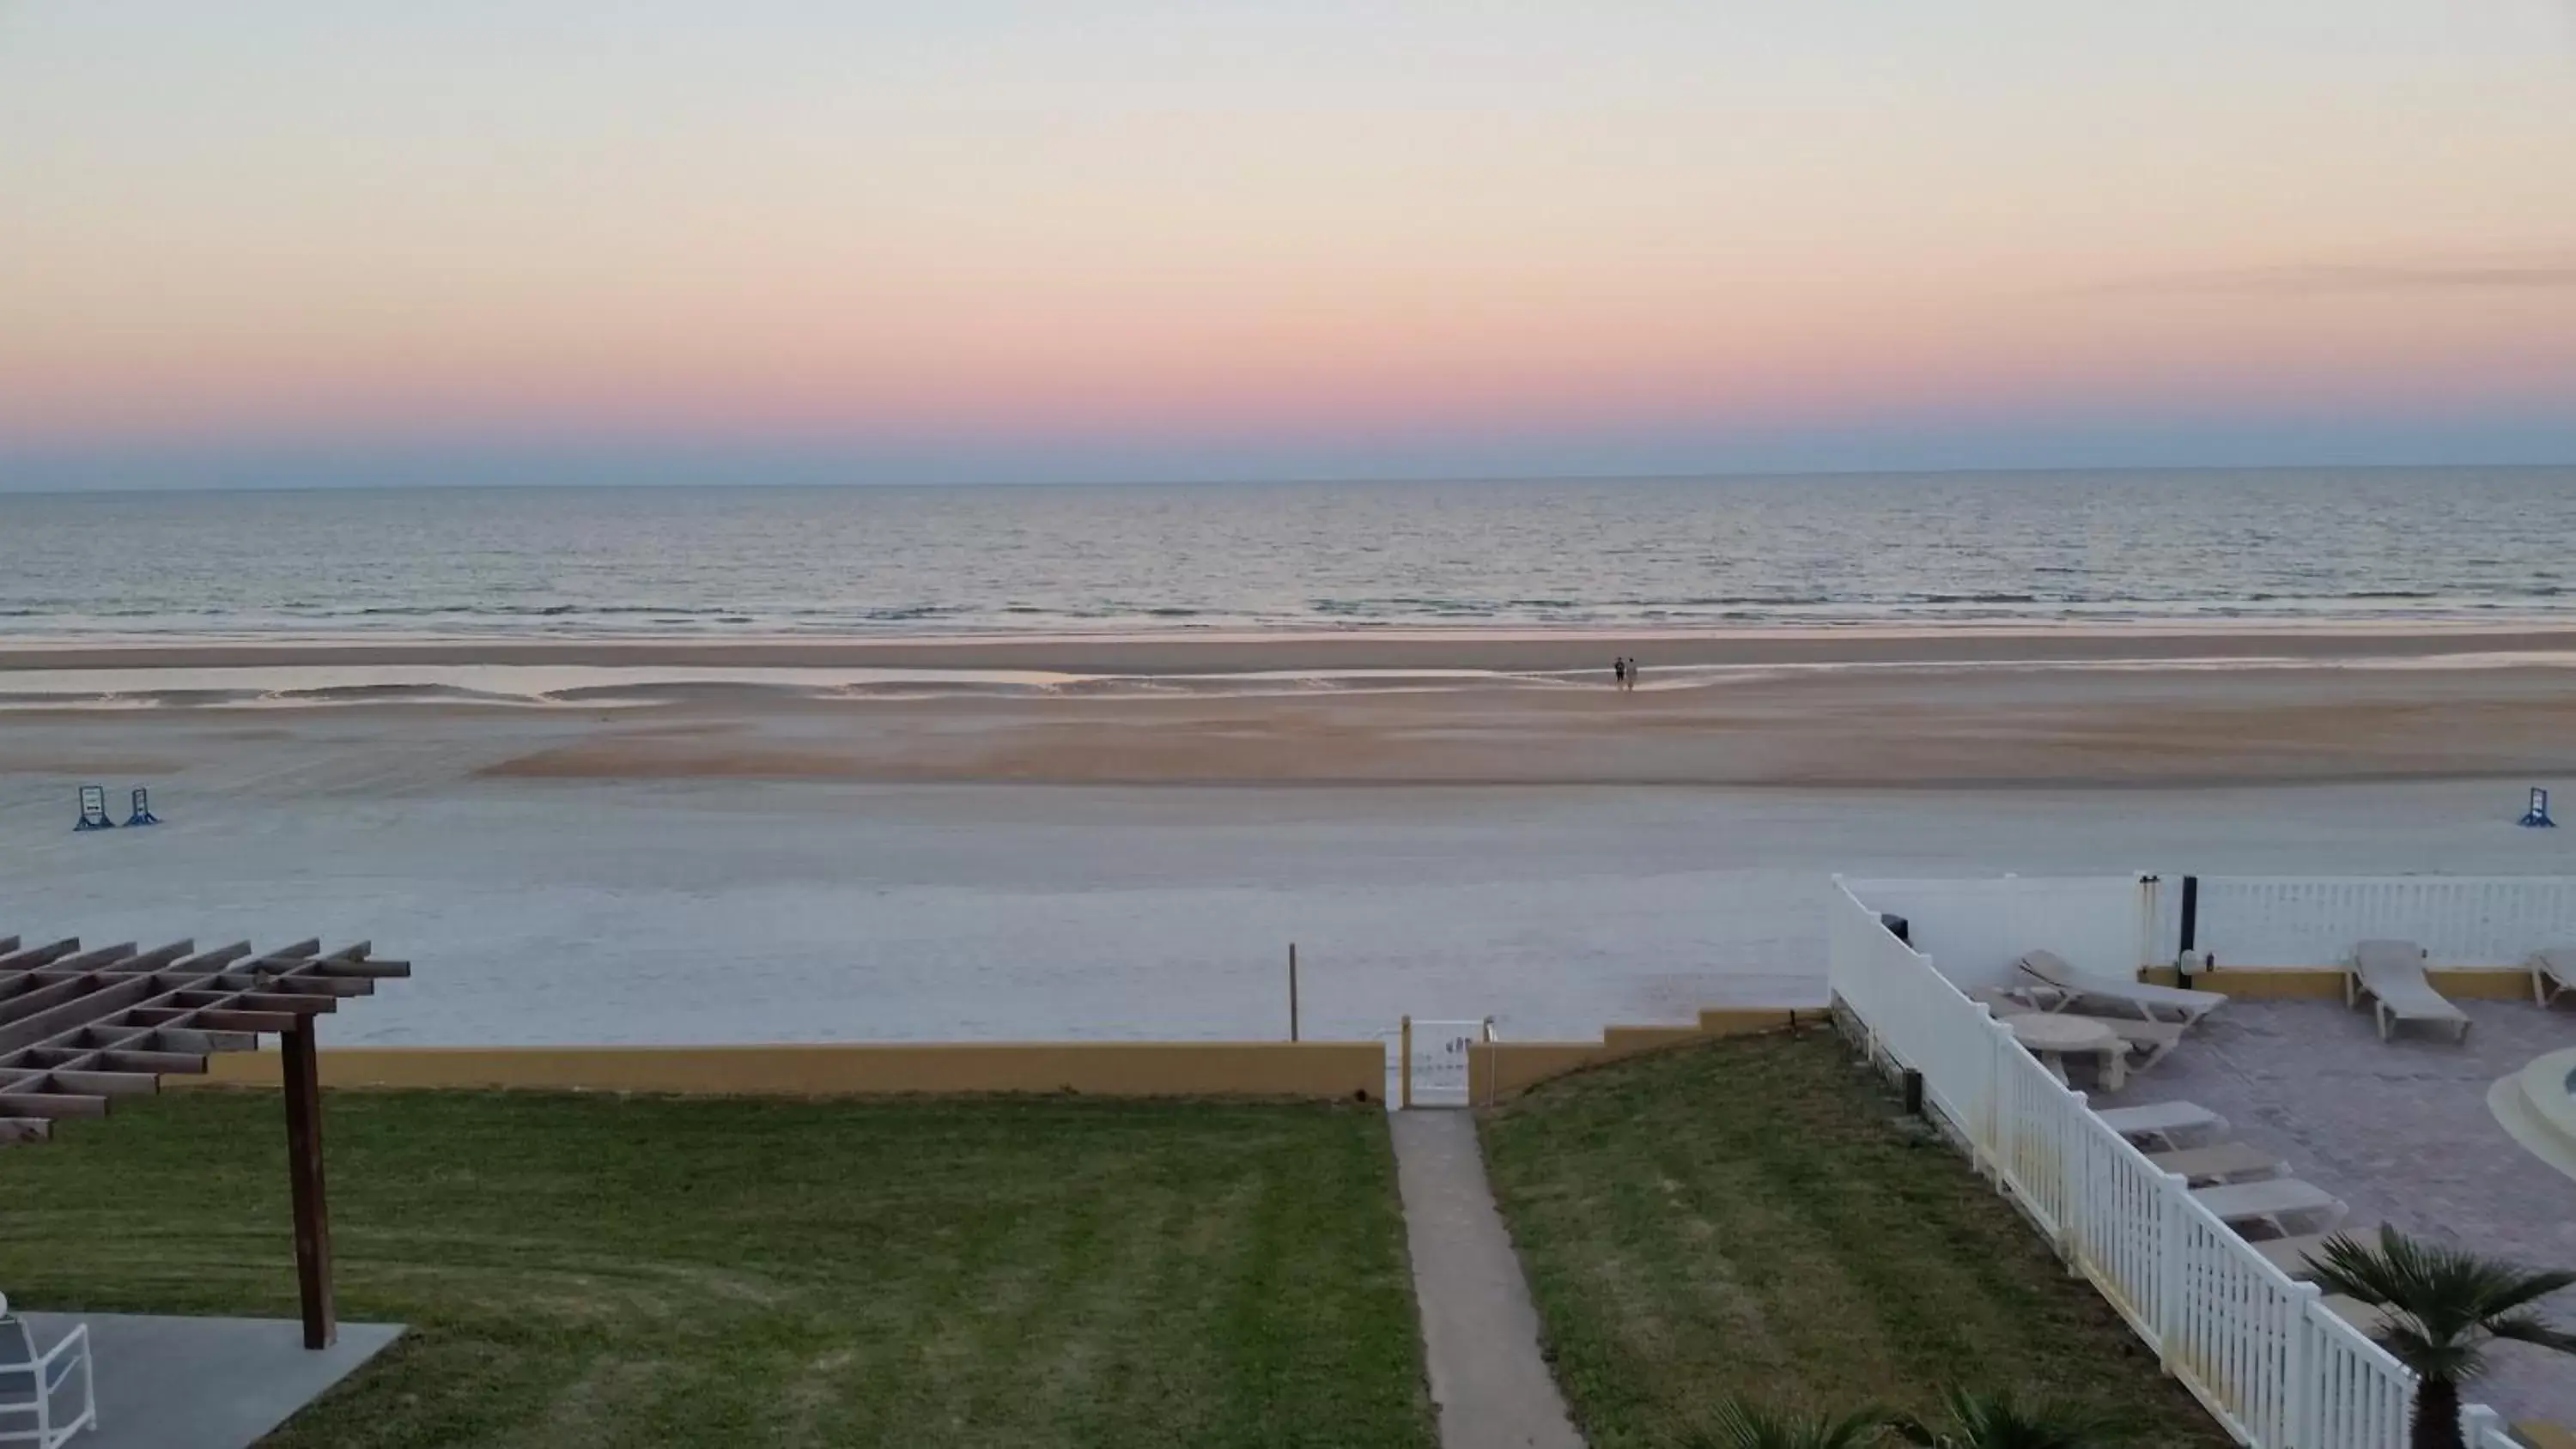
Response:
[[4, 625, 2574, 1044], [9, 624, 2576, 787]]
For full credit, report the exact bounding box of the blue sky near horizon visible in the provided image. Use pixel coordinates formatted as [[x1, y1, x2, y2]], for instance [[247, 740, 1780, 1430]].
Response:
[[3, 2, 2574, 490]]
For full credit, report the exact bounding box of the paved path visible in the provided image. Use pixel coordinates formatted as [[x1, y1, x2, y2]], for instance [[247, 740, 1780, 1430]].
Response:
[[1389, 1111, 1586, 1449]]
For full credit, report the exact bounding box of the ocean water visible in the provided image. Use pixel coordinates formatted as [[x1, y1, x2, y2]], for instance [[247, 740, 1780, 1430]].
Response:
[[3, 467, 2575, 639]]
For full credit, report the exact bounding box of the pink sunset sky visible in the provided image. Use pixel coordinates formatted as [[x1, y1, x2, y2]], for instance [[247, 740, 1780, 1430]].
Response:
[[3, 2, 2574, 484]]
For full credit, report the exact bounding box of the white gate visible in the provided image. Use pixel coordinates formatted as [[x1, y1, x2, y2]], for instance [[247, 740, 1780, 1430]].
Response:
[[1385, 1016, 1493, 1108]]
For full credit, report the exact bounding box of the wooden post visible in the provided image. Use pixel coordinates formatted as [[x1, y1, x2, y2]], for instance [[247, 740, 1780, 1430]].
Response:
[[281, 1019, 337, 1349], [1287, 944, 1299, 1043], [1399, 1016, 1413, 1110]]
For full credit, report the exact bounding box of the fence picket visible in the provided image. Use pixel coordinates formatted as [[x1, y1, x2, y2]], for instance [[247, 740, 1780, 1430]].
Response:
[[2153, 875, 2576, 967]]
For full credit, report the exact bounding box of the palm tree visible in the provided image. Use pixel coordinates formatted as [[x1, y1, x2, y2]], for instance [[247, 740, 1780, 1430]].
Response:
[[1689, 1398, 1888, 1449], [1887, 1385, 2127, 1449], [2309, 1226, 2576, 1449]]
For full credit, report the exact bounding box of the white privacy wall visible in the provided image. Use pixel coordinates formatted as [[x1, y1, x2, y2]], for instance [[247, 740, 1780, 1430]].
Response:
[[2160, 876, 2576, 968], [1843, 876, 2151, 993]]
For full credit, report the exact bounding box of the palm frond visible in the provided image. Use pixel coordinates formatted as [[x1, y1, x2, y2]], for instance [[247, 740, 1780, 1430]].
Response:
[[2467, 1267, 2576, 1317], [1694, 1397, 1889, 1449], [1891, 1385, 2128, 1449], [2307, 1226, 2576, 1379], [2486, 1311, 2576, 1356]]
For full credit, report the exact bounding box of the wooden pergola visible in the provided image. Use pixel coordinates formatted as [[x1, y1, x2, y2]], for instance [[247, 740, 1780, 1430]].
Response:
[[0, 934, 409, 1349]]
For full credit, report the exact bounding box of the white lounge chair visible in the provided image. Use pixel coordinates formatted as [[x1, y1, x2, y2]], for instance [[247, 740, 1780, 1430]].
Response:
[[2093, 1100, 2228, 1149], [2147, 1141, 2285, 1185], [2321, 1294, 2399, 1338], [0, 1293, 94, 1449], [2532, 949, 2574, 1008], [1970, 989, 2188, 1067], [2016, 950, 2227, 1026], [2249, 1231, 2349, 1282], [2346, 940, 2470, 1042], [2190, 1178, 2346, 1235]]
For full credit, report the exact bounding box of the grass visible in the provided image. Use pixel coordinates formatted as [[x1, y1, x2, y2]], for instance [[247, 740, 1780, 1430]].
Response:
[[0, 1089, 1435, 1449], [1479, 1030, 2233, 1448]]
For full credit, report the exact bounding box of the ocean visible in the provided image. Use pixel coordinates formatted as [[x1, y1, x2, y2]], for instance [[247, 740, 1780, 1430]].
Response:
[[5, 467, 2575, 640]]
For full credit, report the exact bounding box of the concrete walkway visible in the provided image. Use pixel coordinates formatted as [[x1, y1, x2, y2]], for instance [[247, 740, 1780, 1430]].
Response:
[[1389, 1111, 1585, 1449], [19, 1313, 402, 1449]]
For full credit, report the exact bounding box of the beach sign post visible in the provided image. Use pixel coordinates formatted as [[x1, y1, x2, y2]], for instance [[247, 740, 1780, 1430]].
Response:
[[126, 786, 161, 827], [75, 785, 115, 832], [2522, 787, 2556, 828]]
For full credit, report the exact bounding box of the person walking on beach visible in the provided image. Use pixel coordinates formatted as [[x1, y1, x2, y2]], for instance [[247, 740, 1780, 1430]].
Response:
[[1612, 656, 1626, 690], [1625, 655, 1640, 692]]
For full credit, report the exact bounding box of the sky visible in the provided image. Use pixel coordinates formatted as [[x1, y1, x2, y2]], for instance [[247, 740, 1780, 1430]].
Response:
[[3, 2, 2574, 488]]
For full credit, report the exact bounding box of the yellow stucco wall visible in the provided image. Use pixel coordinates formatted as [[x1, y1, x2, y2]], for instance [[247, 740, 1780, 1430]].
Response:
[[1469, 1008, 1807, 1100], [175, 1041, 1388, 1100], [2136, 965, 2535, 1000], [165, 1006, 1816, 1104]]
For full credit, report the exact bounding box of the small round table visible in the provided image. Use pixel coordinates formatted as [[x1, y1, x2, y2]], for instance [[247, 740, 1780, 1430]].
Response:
[[2008, 1013, 2125, 1091]]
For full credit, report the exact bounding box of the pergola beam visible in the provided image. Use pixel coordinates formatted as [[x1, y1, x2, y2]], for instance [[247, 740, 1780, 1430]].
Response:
[[0, 1092, 111, 1119], [0, 931, 410, 1351], [45, 1070, 161, 1098]]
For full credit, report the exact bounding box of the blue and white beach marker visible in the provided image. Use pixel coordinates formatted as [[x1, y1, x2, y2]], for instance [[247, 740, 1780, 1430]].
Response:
[[125, 786, 161, 827], [2521, 787, 2556, 828], [75, 784, 115, 832]]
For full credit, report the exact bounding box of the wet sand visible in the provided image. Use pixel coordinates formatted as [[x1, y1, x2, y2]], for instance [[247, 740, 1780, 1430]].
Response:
[[7, 624, 2576, 787], [456, 664, 2576, 788], [9, 620, 2576, 675]]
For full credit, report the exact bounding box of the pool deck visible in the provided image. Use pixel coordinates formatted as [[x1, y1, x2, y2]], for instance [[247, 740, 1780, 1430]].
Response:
[[2118, 997, 2576, 1428]]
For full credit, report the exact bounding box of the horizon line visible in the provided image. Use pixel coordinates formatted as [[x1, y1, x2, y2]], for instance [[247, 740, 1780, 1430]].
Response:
[[5, 458, 2576, 500]]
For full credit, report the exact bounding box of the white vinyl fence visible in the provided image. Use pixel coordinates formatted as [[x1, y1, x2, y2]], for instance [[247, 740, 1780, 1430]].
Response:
[[1845, 875, 2153, 993], [2460, 1405, 2527, 1449], [1829, 877, 2434, 1449], [2158, 876, 2576, 969]]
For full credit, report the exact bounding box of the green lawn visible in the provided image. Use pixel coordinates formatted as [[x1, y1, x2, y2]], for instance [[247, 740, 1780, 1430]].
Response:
[[1479, 1031, 2232, 1448], [0, 1090, 1434, 1449]]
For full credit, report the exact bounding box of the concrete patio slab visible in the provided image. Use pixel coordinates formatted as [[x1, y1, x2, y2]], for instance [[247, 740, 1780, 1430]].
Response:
[[17, 1313, 401, 1449], [2119, 997, 2576, 1427]]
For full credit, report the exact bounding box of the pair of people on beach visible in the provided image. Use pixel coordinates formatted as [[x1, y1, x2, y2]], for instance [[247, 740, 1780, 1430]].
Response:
[[1611, 655, 1639, 691]]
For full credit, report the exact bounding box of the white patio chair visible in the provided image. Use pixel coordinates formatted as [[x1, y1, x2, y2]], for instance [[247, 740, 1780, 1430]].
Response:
[[2146, 1141, 2285, 1186], [2248, 1230, 2354, 1282], [0, 1293, 94, 1448], [1970, 988, 2188, 1067], [2093, 1100, 2228, 1149], [2015, 950, 2227, 1025], [2346, 940, 2470, 1042], [2190, 1177, 2347, 1236], [2321, 1294, 2399, 1338], [2531, 948, 2574, 1008]]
